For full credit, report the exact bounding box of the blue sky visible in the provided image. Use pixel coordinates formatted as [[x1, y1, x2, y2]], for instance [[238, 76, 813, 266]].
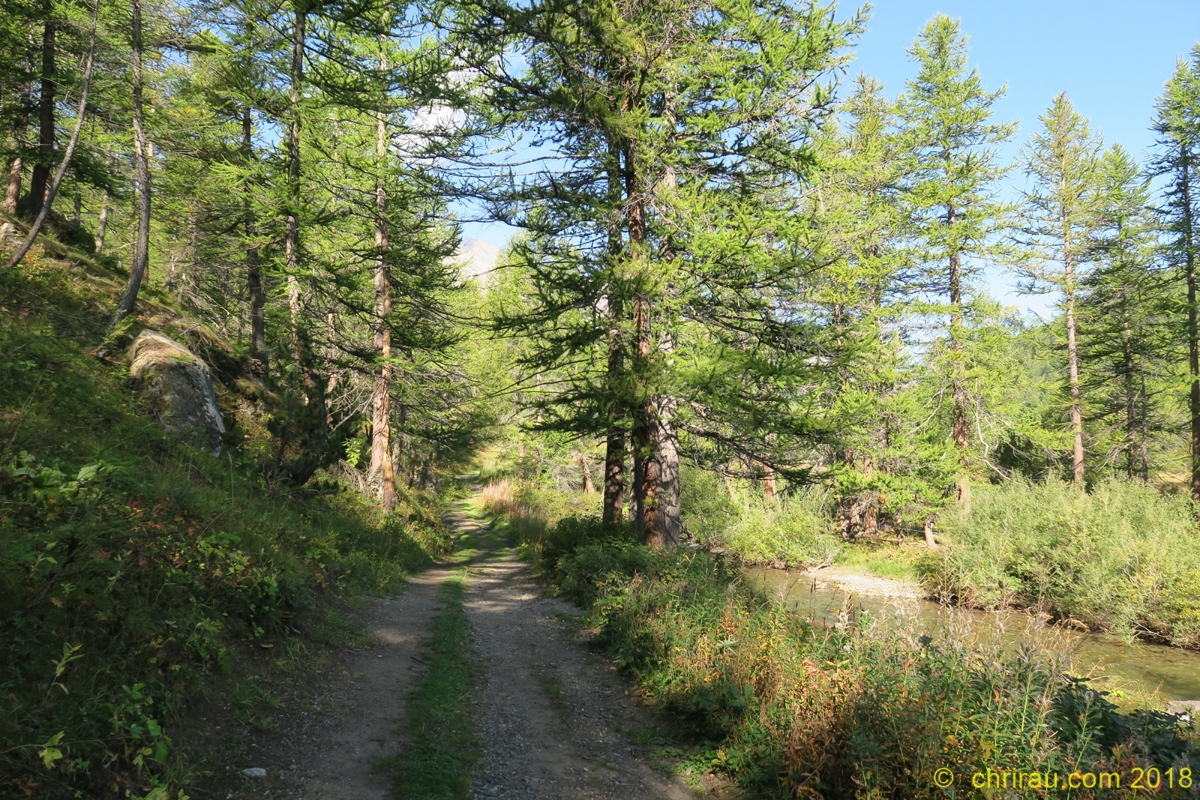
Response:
[[461, 1, 1200, 316], [848, 1, 1200, 316]]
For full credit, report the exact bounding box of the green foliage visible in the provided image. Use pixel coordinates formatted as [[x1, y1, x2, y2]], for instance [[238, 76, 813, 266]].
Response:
[[525, 514, 1197, 797], [921, 480, 1200, 646], [681, 467, 838, 566], [0, 260, 449, 797]]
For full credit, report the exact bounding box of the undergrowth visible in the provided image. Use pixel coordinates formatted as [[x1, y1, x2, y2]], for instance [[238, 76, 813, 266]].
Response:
[[501, 487, 1198, 798], [681, 467, 839, 566], [0, 249, 450, 798], [921, 480, 1200, 647]]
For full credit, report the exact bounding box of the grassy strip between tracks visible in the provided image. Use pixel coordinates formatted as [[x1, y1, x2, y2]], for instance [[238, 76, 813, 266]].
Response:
[[384, 567, 481, 800]]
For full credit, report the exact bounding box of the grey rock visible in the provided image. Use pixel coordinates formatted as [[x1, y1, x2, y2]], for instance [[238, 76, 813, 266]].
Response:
[[242, 767, 268, 778], [128, 330, 226, 454], [1166, 699, 1200, 719]]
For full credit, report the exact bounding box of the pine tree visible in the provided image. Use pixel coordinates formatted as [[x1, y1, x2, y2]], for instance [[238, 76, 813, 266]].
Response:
[[897, 14, 1015, 510]]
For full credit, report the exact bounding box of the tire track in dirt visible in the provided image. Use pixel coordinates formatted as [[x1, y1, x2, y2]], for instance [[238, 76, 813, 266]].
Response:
[[464, 535, 693, 800], [220, 562, 458, 800]]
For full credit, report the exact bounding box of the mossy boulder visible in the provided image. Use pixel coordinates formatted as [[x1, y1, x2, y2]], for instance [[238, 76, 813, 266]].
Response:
[[128, 329, 226, 454]]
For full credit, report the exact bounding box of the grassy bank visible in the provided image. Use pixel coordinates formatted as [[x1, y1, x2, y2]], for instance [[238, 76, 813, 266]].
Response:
[[921, 480, 1200, 648], [0, 249, 450, 797], [486, 485, 1197, 798]]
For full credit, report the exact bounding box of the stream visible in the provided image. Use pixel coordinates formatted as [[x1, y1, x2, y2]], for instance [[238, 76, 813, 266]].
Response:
[[744, 566, 1200, 703]]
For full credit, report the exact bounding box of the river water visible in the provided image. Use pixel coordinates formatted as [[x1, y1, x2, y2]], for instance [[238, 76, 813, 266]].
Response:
[[744, 566, 1200, 703]]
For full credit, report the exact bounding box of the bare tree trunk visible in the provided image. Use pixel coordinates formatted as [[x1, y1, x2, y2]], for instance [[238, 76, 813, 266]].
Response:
[[110, 0, 152, 325], [762, 466, 776, 501], [4, 156, 21, 215], [240, 107, 267, 375], [947, 204, 971, 512], [580, 452, 594, 493], [643, 394, 681, 549], [923, 516, 939, 550], [94, 190, 108, 252], [28, 1, 54, 219], [0, 157, 19, 244], [6, 0, 98, 271], [369, 79, 396, 512]]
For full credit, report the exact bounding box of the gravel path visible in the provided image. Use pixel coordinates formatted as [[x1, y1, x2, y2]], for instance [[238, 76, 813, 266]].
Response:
[[464, 544, 693, 800], [220, 562, 457, 799], [214, 508, 694, 799]]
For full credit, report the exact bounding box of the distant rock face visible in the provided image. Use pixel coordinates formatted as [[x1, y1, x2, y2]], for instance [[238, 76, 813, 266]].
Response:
[[128, 330, 226, 454], [451, 237, 501, 287]]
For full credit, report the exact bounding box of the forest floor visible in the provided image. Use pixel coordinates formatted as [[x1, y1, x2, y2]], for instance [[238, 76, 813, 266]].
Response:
[[206, 503, 698, 800]]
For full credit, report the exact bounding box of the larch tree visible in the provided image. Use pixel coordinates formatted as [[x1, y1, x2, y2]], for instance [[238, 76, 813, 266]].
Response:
[[111, 0, 153, 325], [897, 14, 1015, 511], [466, 0, 860, 547], [1150, 46, 1200, 501], [1016, 93, 1104, 487], [1080, 144, 1163, 481]]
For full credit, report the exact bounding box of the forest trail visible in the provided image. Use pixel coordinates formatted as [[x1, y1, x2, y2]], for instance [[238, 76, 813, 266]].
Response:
[[220, 504, 694, 800], [223, 560, 460, 799], [461, 517, 694, 800]]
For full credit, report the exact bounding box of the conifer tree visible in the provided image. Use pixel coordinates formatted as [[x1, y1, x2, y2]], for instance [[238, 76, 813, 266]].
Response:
[[897, 14, 1015, 509], [1080, 144, 1163, 480], [465, 0, 860, 547], [1016, 93, 1104, 486], [1150, 46, 1200, 500]]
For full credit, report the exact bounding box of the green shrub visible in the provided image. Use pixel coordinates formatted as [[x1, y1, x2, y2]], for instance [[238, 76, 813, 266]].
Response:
[[921, 479, 1200, 646], [682, 467, 838, 566], [533, 513, 1197, 797], [0, 276, 449, 797]]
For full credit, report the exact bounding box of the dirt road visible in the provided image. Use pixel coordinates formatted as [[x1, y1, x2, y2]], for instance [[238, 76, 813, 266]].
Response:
[[216, 508, 692, 800]]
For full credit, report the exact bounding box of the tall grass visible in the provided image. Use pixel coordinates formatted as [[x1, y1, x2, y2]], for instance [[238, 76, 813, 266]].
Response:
[[922, 480, 1200, 647], [477, 477, 598, 543], [681, 466, 839, 566], [521, 512, 1197, 797]]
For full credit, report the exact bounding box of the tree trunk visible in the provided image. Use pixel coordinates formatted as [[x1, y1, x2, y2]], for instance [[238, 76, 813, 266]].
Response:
[[28, 3, 54, 219], [947, 205, 971, 512], [601, 135, 627, 526], [6, 0, 98, 271], [602, 427, 625, 525], [111, 0, 152, 325], [0, 157, 19, 243], [1138, 347, 1151, 482], [369, 83, 396, 512], [95, 190, 108, 252], [762, 465, 777, 500], [4, 156, 20, 215], [580, 452, 594, 493], [1122, 296, 1137, 480], [1065, 278, 1085, 487], [923, 516, 939, 550], [282, 5, 328, 480], [642, 393, 681, 549], [242, 107, 268, 376]]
